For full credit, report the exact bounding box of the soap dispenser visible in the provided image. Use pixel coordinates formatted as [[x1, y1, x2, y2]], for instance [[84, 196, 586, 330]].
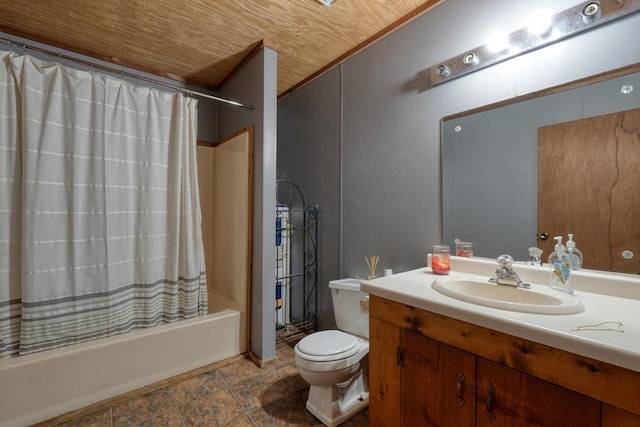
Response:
[[566, 233, 583, 270], [548, 236, 573, 294]]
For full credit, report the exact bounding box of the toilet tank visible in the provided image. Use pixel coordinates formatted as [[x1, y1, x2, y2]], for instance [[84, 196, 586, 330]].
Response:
[[329, 278, 369, 339]]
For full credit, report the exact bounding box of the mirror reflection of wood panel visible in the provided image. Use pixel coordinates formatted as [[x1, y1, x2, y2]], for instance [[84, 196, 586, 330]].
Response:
[[538, 109, 640, 273]]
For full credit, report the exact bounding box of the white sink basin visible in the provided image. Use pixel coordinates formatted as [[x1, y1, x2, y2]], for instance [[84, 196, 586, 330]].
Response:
[[431, 277, 584, 315]]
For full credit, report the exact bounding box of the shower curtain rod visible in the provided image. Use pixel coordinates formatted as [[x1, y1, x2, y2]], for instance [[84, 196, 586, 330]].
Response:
[[0, 37, 253, 110]]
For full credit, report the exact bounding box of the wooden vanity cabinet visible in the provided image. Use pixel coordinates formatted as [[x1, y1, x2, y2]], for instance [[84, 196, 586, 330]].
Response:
[[476, 358, 599, 427], [369, 315, 402, 426], [369, 317, 475, 426], [403, 330, 476, 426], [369, 295, 640, 427]]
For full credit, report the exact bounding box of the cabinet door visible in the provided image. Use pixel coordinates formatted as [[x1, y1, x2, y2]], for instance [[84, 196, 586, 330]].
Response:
[[369, 316, 402, 427], [476, 358, 600, 427], [602, 404, 640, 427], [401, 330, 475, 427]]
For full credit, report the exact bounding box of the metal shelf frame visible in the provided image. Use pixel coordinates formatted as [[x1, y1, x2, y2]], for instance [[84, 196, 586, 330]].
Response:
[[275, 174, 318, 340]]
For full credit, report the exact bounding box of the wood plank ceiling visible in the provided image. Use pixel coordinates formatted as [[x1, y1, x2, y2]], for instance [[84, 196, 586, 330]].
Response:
[[0, 0, 442, 96]]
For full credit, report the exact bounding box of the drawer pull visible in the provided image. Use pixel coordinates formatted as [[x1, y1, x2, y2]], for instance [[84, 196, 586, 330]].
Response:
[[456, 372, 465, 407], [486, 383, 496, 421]]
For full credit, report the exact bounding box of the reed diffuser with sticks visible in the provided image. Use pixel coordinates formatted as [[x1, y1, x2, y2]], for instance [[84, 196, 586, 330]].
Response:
[[365, 255, 379, 280]]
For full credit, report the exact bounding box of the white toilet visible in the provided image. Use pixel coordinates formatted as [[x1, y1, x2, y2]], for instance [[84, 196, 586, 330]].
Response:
[[294, 278, 369, 427]]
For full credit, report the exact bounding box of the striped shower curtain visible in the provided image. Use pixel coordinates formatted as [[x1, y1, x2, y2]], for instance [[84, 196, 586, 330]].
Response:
[[0, 51, 207, 358]]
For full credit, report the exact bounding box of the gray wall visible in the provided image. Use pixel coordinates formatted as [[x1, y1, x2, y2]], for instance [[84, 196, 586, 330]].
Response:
[[219, 48, 278, 361], [277, 67, 342, 330], [277, 0, 640, 329]]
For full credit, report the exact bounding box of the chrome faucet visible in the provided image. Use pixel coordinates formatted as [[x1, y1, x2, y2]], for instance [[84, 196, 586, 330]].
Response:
[[489, 254, 531, 289]]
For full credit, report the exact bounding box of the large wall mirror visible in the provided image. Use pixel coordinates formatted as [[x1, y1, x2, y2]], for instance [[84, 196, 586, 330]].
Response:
[[442, 65, 640, 274]]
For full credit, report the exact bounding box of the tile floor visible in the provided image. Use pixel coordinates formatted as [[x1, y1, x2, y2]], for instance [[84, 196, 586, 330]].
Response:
[[43, 336, 369, 427]]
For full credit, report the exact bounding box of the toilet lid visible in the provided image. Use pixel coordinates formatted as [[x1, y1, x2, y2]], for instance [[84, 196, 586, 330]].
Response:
[[296, 330, 358, 359]]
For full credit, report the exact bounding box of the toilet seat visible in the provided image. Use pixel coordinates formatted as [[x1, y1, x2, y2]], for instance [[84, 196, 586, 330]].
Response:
[[295, 330, 369, 375], [296, 330, 359, 362]]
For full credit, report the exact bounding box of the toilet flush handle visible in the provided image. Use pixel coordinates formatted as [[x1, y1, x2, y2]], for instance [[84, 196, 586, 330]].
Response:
[[360, 296, 370, 314]]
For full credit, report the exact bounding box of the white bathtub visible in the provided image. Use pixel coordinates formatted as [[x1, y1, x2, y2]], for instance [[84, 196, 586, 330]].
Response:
[[0, 290, 245, 427]]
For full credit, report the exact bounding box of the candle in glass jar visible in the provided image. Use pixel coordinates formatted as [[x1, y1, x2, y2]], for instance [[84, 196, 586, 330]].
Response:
[[432, 245, 450, 275], [455, 241, 474, 257]]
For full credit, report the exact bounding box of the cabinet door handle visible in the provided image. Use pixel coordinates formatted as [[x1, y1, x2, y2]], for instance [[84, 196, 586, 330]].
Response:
[[486, 383, 496, 421], [456, 372, 465, 407], [396, 346, 404, 367]]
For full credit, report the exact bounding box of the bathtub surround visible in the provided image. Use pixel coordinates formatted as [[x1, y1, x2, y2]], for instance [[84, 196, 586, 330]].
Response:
[[0, 33, 274, 425], [0, 121, 251, 425], [196, 127, 252, 344], [1, 29, 279, 370], [0, 50, 206, 356]]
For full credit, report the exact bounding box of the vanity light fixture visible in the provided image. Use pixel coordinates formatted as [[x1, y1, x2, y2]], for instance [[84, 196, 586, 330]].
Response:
[[316, 0, 338, 6], [430, 0, 640, 86]]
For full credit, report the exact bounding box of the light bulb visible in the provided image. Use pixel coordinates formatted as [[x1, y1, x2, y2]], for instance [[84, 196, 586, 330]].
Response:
[[621, 84, 634, 95]]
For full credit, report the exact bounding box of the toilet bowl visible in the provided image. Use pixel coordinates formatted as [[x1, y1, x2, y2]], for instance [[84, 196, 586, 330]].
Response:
[[294, 278, 369, 427]]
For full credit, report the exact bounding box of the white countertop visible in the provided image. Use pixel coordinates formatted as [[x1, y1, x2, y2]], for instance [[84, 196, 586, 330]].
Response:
[[361, 257, 640, 373]]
